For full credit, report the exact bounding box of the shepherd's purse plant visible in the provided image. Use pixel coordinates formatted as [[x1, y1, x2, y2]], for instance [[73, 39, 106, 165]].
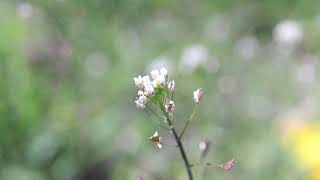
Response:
[[133, 67, 234, 180]]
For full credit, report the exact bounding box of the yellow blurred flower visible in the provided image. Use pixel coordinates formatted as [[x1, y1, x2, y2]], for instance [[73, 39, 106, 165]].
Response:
[[279, 114, 320, 180]]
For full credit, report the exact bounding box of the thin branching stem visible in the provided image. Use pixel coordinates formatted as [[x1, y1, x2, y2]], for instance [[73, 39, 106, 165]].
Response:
[[171, 92, 175, 124], [159, 102, 194, 180], [189, 162, 221, 168], [179, 104, 199, 139], [145, 106, 170, 130], [146, 105, 162, 119]]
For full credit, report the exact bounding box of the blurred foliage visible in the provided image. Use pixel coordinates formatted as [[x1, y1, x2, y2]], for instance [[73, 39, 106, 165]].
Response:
[[1, 0, 320, 180]]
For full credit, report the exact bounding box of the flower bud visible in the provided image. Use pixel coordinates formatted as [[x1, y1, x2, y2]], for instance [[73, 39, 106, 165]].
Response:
[[199, 141, 210, 153], [165, 100, 175, 112], [199, 141, 210, 160], [167, 80, 175, 91], [220, 159, 235, 171], [193, 88, 204, 103]]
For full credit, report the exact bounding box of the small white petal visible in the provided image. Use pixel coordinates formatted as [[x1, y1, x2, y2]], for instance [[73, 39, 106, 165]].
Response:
[[157, 143, 162, 149], [144, 84, 154, 95], [154, 131, 158, 137], [135, 100, 146, 109], [138, 95, 148, 104], [137, 90, 144, 96], [142, 75, 151, 84], [151, 69, 159, 79], [160, 67, 168, 77], [134, 75, 144, 88]]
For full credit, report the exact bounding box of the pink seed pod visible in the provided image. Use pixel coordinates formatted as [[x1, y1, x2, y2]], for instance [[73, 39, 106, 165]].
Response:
[[220, 159, 235, 171]]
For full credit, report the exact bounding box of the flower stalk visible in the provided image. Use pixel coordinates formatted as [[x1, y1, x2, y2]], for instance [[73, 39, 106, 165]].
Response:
[[159, 102, 194, 180], [180, 103, 199, 139]]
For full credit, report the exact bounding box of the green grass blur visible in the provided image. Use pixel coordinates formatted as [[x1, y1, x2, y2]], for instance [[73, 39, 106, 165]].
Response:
[[1, 0, 320, 179]]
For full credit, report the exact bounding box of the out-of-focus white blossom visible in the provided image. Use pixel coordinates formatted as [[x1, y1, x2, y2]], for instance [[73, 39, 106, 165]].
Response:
[[165, 101, 175, 112], [167, 80, 175, 91], [17, 2, 33, 20], [180, 44, 208, 72], [193, 88, 204, 103], [148, 131, 162, 149], [273, 20, 303, 47]]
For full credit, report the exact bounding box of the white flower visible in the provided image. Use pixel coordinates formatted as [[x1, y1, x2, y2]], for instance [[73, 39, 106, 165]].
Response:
[[148, 131, 162, 149], [142, 75, 151, 86], [134, 75, 144, 88], [137, 90, 144, 96], [139, 95, 148, 104], [160, 67, 168, 77], [150, 67, 167, 88], [273, 20, 303, 47], [180, 44, 208, 72], [199, 141, 208, 151], [151, 69, 160, 79], [165, 100, 175, 112], [140, 75, 155, 95], [144, 84, 154, 96], [152, 75, 166, 88], [135, 95, 148, 109], [135, 99, 145, 109], [193, 88, 204, 103], [167, 80, 175, 91]]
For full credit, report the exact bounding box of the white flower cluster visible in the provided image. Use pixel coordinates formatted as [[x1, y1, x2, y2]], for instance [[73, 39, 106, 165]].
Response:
[[134, 67, 174, 109]]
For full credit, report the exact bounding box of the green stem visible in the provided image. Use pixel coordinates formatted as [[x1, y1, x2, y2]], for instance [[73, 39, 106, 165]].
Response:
[[159, 103, 194, 180], [179, 104, 199, 139]]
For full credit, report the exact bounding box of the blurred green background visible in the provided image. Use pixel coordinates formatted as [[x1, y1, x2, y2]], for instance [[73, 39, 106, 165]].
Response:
[[1, 0, 320, 179]]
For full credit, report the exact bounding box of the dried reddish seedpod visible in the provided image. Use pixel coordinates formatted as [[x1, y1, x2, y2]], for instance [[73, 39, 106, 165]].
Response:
[[220, 159, 235, 171]]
